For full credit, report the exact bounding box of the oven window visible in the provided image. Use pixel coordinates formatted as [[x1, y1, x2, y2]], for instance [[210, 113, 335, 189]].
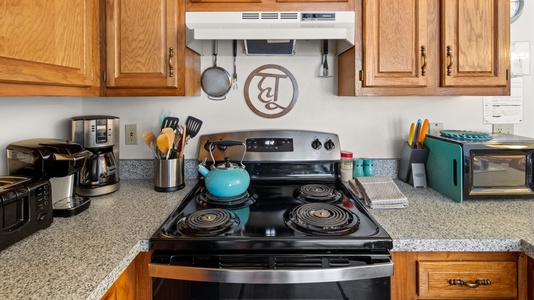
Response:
[[471, 154, 526, 188], [152, 278, 391, 300]]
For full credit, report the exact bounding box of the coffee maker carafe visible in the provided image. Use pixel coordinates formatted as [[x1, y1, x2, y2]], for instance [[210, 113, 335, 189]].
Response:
[[7, 139, 93, 217], [72, 116, 120, 197]]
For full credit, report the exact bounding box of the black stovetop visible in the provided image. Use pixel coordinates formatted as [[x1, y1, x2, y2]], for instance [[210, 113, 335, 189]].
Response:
[[150, 180, 393, 253]]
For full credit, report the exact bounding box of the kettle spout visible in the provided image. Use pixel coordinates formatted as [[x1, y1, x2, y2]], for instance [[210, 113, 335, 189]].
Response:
[[197, 164, 210, 177]]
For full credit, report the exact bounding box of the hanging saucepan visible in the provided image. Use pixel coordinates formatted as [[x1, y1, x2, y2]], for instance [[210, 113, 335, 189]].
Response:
[[201, 40, 232, 101]]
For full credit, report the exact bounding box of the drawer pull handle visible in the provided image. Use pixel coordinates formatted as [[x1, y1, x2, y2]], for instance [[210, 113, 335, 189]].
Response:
[[421, 46, 427, 76], [446, 45, 453, 76], [448, 279, 491, 288]]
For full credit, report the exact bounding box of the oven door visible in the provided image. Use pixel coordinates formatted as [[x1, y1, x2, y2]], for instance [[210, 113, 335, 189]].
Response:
[[149, 252, 393, 300]]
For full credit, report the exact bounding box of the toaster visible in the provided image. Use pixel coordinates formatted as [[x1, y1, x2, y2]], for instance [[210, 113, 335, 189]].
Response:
[[0, 176, 53, 251]]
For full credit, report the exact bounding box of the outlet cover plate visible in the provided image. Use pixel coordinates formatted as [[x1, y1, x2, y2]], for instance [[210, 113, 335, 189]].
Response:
[[492, 124, 514, 134], [125, 124, 138, 145], [429, 123, 444, 134]]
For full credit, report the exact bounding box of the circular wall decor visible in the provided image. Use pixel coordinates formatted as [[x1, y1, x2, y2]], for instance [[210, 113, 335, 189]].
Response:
[[511, 0, 524, 23], [244, 64, 299, 119]]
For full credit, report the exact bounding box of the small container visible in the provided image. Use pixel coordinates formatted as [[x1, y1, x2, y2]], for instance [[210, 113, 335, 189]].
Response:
[[154, 157, 185, 192], [363, 159, 375, 176], [353, 159, 364, 178], [340, 151, 354, 182]]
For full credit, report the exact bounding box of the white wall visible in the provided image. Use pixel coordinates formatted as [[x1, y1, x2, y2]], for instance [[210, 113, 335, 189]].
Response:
[[1, 5, 533, 174]]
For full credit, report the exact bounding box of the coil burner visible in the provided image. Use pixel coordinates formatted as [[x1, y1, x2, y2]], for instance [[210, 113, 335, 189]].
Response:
[[294, 184, 342, 203], [285, 203, 360, 235], [177, 209, 240, 236], [196, 189, 257, 209]]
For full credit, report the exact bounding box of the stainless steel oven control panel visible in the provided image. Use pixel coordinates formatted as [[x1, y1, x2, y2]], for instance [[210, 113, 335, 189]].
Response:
[[198, 130, 341, 162]]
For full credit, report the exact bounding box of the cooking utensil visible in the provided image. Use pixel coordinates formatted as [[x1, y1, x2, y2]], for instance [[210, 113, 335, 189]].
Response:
[[161, 116, 179, 130], [156, 134, 169, 158], [232, 40, 238, 89], [197, 140, 250, 198], [319, 40, 331, 77], [185, 116, 203, 139], [179, 125, 187, 158], [142, 130, 159, 158], [201, 40, 232, 100]]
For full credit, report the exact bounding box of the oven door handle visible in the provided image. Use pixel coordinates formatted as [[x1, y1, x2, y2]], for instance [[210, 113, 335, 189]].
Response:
[[149, 260, 393, 284]]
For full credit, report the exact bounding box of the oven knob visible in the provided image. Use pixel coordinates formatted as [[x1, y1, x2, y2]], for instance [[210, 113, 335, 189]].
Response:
[[324, 139, 335, 150], [311, 139, 322, 150]]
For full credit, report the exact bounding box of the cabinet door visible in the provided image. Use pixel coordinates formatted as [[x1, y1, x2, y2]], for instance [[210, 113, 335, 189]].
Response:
[[106, 0, 178, 89], [363, 0, 428, 87], [442, 0, 509, 87], [0, 0, 97, 89]]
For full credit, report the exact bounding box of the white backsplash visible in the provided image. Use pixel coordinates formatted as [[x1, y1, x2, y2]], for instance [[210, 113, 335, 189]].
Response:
[[1, 9, 533, 174]]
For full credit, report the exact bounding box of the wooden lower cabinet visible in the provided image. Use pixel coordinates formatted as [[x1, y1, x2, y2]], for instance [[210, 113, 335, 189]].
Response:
[[529, 256, 534, 300], [391, 252, 528, 300], [101, 251, 151, 300]]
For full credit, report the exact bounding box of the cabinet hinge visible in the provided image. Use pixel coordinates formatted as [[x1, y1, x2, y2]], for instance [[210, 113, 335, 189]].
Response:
[[103, 71, 107, 83], [358, 70, 363, 81]]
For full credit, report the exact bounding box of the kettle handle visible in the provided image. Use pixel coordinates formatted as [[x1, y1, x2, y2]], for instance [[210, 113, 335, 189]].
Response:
[[207, 140, 246, 167]]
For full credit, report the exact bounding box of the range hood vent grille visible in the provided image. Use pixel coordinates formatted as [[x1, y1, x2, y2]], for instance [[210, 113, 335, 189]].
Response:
[[186, 11, 355, 55]]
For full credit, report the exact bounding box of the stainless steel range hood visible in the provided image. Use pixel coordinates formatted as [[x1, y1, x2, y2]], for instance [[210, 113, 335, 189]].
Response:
[[185, 11, 355, 55]]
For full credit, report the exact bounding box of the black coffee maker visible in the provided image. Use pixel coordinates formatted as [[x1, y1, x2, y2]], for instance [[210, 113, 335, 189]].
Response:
[[71, 115, 120, 197], [6, 139, 93, 217]]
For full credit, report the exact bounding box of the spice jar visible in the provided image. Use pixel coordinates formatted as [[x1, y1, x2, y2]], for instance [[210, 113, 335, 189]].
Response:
[[353, 159, 364, 178], [363, 159, 375, 176], [340, 151, 354, 182]]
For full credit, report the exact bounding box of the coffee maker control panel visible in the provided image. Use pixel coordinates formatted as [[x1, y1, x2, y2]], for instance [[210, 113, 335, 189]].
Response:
[[95, 119, 109, 144]]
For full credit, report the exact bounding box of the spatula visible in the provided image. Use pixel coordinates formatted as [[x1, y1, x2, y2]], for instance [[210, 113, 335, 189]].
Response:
[[161, 116, 180, 130], [185, 116, 203, 139]]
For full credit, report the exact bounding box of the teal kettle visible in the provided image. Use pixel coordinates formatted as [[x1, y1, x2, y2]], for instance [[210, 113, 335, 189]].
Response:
[[197, 141, 250, 198]]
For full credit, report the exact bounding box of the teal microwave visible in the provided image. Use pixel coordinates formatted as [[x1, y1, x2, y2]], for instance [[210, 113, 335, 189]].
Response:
[[423, 133, 534, 202]]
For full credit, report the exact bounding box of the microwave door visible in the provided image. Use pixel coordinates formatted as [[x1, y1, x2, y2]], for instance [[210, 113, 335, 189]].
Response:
[[470, 152, 532, 196]]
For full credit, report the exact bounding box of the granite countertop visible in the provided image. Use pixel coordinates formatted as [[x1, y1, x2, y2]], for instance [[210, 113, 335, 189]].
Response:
[[0, 179, 197, 300], [372, 180, 534, 257], [0, 178, 533, 300]]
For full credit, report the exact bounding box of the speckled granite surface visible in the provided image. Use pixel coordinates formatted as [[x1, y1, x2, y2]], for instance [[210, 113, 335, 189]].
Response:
[[0, 159, 533, 300], [370, 179, 533, 255], [0, 179, 196, 300]]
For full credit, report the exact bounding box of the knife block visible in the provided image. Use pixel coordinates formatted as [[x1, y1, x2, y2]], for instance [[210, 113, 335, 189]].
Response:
[[398, 142, 429, 187]]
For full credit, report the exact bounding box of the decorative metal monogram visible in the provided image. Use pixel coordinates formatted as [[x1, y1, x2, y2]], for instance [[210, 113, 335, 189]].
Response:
[[244, 64, 299, 119]]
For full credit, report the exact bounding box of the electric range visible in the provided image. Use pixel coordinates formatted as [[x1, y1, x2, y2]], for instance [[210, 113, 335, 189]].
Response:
[[149, 130, 393, 300]]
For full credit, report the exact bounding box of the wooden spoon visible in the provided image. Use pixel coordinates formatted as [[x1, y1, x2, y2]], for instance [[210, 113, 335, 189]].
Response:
[[142, 130, 158, 158], [156, 133, 169, 158]]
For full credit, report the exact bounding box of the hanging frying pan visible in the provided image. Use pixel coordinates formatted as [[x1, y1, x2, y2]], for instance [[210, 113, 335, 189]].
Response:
[[201, 40, 231, 101]]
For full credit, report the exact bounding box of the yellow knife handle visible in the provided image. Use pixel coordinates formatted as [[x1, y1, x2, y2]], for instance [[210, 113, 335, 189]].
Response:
[[408, 123, 415, 146], [419, 119, 429, 144]]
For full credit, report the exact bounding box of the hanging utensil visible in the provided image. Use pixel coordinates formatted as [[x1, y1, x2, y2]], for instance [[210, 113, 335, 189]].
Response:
[[201, 40, 232, 101], [319, 40, 331, 78], [185, 116, 203, 139], [232, 40, 238, 89]]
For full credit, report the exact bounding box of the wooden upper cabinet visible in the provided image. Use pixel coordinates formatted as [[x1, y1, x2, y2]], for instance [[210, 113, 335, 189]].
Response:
[[339, 0, 510, 96], [441, 0, 509, 87], [0, 0, 99, 96], [105, 0, 200, 96], [363, 0, 428, 87]]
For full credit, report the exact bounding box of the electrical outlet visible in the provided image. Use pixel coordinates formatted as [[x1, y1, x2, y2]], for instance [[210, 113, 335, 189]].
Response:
[[428, 122, 444, 134], [492, 124, 514, 134], [125, 124, 138, 145]]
